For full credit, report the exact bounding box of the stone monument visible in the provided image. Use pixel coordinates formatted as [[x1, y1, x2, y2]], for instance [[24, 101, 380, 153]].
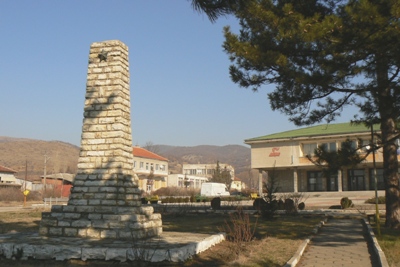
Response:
[[39, 40, 162, 240]]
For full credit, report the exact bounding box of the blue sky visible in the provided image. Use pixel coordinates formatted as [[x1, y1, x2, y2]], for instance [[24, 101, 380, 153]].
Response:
[[0, 1, 356, 147]]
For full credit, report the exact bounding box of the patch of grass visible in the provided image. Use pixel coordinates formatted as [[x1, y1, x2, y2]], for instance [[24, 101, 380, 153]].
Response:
[[371, 219, 400, 267], [0, 209, 43, 234], [0, 209, 323, 266], [365, 196, 386, 204]]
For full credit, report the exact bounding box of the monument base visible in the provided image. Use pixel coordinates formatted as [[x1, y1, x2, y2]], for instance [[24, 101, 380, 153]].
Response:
[[39, 204, 162, 240]]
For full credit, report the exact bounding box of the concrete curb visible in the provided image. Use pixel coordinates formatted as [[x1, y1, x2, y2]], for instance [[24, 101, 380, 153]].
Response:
[[362, 218, 389, 267], [284, 216, 328, 267], [0, 232, 226, 263]]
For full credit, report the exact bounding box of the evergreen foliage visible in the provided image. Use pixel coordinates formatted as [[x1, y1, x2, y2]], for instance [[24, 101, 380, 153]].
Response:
[[211, 161, 232, 188], [191, 0, 400, 229]]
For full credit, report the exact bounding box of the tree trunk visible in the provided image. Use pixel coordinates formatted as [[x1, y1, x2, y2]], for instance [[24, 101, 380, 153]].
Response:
[[377, 54, 400, 229], [381, 119, 400, 228]]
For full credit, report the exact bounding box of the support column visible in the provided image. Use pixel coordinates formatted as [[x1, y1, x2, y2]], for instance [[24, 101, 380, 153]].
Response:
[[337, 169, 343, 192], [293, 169, 298, 192], [365, 167, 370, 190], [258, 169, 263, 197]]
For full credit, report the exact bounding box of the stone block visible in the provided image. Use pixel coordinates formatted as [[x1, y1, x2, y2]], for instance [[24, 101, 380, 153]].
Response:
[[88, 199, 101, 205], [99, 186, 117, 193], [71, 186, 88, 193], [105, 248, 127, 262], [71, 220, 91, 228], [53, 244, 82, 261], [118, 230, 133, 240], [86, 228, 101, 239], [50, 205, 63, 212], [81, 247, 106, 261], [78, 228, 87, 237], [64, 212, 82, 219], [120, 214, 140, 222], [38, 226, 48, 235], [49, 227, 63, 236], [101, 200, 117, 205], [102, 214, 119, 221], [62, 205, 76, 212], [92, 220, 109, 229], [58, 221, 71, 227], [150, 213, 162, 221], [40, 218, 57, 226], [100, 229, 117, 239], [76, 206, 95, 213], [68, 199, 88, 206], [88, 214, 102, 220], [94, 206, 114, 213], [64, 228, 78, 237], [33, 244, 56, 260], [109, 221, 125, 228]]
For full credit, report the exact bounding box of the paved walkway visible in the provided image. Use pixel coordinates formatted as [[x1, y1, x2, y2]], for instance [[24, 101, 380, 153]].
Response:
[[297, 219, 379, 267]]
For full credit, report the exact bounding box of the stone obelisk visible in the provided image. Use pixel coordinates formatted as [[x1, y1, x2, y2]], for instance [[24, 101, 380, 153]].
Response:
[[39, 40, 162, 240]]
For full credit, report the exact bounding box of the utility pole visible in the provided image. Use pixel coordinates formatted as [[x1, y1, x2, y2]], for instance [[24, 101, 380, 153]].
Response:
[[43, 152, 50, 193], [371, 124, 381, 236], [24, 160, 27, 207]]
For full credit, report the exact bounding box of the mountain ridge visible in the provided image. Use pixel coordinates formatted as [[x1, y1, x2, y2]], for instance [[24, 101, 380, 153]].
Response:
[[0, 137, 252, 184]]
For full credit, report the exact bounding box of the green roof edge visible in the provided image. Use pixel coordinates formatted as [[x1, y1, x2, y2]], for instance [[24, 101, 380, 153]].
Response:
[[245, 122, 380, 142]]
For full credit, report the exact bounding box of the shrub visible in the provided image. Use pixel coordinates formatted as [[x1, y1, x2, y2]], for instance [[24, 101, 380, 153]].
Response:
[[211, 197, 221, 210], [218, 207, 258, 258], [153, 186, 200, 197], [365, 196, 386, 204], [253, 198, 266, 211], [284, 198, 296, 214], [340, 197, 354, 209], [298, 202, 305, 210]]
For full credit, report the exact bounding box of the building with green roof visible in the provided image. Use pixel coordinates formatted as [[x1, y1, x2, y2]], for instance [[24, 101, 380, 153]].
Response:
[[244, 122, 388, 194]]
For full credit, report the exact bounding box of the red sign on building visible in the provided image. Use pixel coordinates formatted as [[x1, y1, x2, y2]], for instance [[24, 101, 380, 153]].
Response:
[[269, 147, 281, 157]]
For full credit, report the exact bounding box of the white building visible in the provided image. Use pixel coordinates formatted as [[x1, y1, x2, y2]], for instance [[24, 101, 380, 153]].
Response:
[[167, 174, 208, 189], [182, 163, 235, 181], [0, 165, 18, 184], [133, 146, 169, 193]]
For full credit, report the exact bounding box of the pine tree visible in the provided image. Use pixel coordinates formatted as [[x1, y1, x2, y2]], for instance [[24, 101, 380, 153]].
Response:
[[192, 0, 400, 228]]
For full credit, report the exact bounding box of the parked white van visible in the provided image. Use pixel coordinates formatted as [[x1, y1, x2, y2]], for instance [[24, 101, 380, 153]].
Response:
[[200, 182, 230, 197]]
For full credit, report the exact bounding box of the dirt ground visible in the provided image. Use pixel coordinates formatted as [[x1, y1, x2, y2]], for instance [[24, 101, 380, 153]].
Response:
[[0, 205, 321, 267]]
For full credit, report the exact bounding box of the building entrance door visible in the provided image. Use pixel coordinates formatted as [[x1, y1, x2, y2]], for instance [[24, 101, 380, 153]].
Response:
[[348, 169, 365, 191], [307, 171, 324, 191], [327, 175, 338, 191]]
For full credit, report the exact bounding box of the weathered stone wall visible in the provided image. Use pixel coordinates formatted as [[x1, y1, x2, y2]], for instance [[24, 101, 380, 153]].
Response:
[[39, 40, 162, 240]]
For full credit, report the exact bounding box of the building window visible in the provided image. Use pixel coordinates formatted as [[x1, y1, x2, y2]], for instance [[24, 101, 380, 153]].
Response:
[[369, 168, 384, 190], [348, 169, 365, 191], [307, 171, 324, 191], [341, 140, 357, 150], [133, 161, 136, 168], [156, 164, 159, 170], [140, 162, 144, 169], [146, 163, 149, 170], [303, 143, 317, 156], [319, 142, 337, 152]]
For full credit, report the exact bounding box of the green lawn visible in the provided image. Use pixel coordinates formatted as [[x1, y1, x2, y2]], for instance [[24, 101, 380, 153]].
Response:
[[0, 208, 324, 267]]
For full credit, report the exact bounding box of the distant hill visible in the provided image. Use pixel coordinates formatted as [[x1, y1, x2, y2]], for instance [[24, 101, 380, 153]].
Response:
[[155, 144, 251, 174], [0, 137, 253, 185], [0, 136, 79, 181]]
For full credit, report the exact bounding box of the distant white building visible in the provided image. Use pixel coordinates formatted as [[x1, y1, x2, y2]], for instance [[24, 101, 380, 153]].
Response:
[[182, 163, 235, 181], [231, 177, 246, 191], [168, 174, 208, 189], [133, 146, 169, 193], [0, 165, 18, 184]]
